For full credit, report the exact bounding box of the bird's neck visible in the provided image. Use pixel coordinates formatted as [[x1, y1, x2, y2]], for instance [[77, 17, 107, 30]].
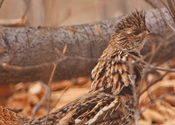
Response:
[[102, 44, 140, 58]]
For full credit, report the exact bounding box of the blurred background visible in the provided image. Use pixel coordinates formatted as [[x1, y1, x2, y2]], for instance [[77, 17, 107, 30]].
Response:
[[0, 0, 155, 26]]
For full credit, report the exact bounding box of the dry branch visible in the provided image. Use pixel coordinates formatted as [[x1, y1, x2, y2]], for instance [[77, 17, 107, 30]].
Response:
[[0, 8, 174, 85]]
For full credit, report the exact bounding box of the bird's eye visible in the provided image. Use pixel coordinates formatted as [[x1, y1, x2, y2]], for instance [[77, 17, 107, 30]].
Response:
[[132, 30, 140, 35]]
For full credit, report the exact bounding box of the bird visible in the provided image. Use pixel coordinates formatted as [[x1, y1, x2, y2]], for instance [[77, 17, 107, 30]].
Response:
[[0, 11, 153, 125], [91, 11, 151, 96]]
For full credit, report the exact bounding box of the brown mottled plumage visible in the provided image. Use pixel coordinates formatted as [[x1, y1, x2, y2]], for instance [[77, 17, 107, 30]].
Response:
[[22, 92, 134, 125], [0, 105, 29, 125], [91, 11, 150, 95]]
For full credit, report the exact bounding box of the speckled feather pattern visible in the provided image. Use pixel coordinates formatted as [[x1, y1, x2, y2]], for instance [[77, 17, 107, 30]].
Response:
[[115, 11, 146, 32], [24, 92, 135, 125], [91, 48, 142, 95], [0, 105, 29, 125]]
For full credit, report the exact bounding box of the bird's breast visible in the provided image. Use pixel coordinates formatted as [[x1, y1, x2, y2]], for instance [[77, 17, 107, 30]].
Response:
[[91, 51, 141, 95]]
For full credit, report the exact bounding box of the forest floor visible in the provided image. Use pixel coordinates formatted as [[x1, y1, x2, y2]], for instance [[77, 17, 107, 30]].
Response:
[[0, 63, 175, 125]]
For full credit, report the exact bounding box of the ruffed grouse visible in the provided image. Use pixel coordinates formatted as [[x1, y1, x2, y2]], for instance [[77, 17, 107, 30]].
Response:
[[91, 11, 150, 96], [0, 11, 152, 125]]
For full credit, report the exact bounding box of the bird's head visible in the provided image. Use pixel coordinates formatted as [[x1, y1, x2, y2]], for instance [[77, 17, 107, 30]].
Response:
[[110, 11, 152, 52]]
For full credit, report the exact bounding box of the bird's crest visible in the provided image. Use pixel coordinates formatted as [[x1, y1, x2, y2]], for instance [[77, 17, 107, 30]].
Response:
[[115, 11, 146, 32]]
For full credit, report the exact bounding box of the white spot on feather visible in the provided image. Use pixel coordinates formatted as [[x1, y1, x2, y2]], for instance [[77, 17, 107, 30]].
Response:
[[86, 99, 119, 125]]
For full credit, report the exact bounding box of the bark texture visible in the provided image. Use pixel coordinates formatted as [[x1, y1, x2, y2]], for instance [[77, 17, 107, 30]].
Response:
[[0, 8, 174, 85]]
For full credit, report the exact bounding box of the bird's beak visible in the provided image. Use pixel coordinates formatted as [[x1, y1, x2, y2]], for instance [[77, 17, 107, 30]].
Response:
[[146, 32, 159, 39]]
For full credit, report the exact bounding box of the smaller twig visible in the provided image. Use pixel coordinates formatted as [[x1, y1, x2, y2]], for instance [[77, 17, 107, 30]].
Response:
[[0, 0, 28, 27], [1, 58, 66, 70], [166, 0, 175, 22], [32, 81, 50, 118], [50, 86, 70, 111], [62, 44, 67, 55], [0, 55, 97, 71], [156, 1, 175, 33], [146, 30, 167, 64], [145, 0, 157, 8], [45, 44, 68, 124], [139, 72, 169, 97], [45, 63, 57, 125], [142, 65, 175, 72], [0, 0, 4, 8], [94, 24, 109, 43], [159, 0, 174, 19], [129, 66, 139, 124], [143, 74, 154, 102], [139, 91, 175, 115]]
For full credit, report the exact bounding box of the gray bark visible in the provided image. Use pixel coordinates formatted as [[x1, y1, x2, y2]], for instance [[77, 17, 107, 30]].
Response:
[[0, 8, 174, 85]]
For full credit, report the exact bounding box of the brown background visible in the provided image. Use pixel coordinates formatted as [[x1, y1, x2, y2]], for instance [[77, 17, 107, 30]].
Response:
[[0, 0, 156, 26]]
